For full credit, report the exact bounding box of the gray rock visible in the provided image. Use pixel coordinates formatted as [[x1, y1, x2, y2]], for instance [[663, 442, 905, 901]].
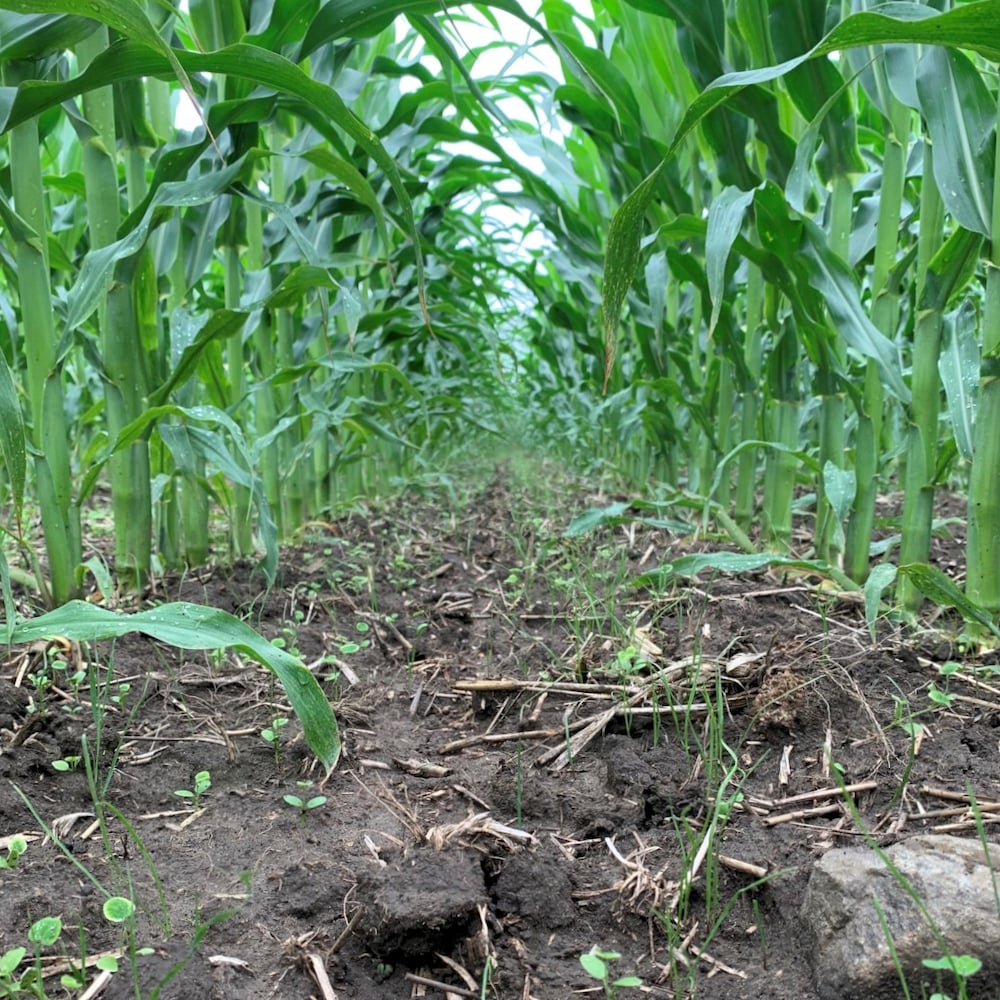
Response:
[[802, 834, 1000, 1000]]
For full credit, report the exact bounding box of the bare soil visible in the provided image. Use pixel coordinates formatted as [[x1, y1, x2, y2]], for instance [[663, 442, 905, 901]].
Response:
[[1, 469, 996, 999]]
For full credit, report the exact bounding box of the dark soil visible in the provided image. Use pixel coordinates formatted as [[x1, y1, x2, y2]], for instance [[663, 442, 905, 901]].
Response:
[[1, 471, 996, 999]]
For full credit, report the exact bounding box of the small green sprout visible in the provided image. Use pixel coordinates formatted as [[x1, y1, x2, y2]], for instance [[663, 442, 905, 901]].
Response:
[[52, 755, 82, 772], [339, 622, 372, 656], [580, 948, 643, 999], [928, 683, 954, 708], [261, 717, 289, 765], [0, 836, 28, 869], [175, 770, 211, 809], [924, 954, 982, 1000], [0, 947, 27, 993], [108, 682, 130, 707], [283, 781, 327, 823]]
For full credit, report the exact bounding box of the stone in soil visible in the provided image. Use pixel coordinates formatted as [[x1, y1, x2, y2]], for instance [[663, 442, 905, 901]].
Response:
[[802, 833, 1000, 1000]]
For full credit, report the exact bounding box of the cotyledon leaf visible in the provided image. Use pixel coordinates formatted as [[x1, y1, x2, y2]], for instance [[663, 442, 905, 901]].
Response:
[[9, 601, 341, 771]]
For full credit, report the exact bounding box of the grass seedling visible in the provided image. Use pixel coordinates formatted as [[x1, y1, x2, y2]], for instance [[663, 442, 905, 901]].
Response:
[[283, 781, 327, 824], [579, 948, 643, 998], [175, 770, 211, 810]]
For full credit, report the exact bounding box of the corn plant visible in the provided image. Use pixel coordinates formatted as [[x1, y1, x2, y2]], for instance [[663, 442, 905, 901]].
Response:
[[599, 0, 1000, 620], [0, 0, 591, 600]]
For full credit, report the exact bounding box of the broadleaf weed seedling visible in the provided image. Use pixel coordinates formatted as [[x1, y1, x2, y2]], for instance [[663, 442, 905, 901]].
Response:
[[175, 770, 211, 810], [261, 716, 289, 766], [0, 915, 66, 997], [922, 954, 982, 1000], [0, 835, 28, 869], [283, 781, 327, 824], [579, 947, 643, 998], [339, 621, 371, 656]]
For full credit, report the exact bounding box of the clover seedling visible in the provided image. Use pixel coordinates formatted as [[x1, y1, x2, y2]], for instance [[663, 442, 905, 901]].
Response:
[[0, 835, 28, 869], [52, 755, 82, 772], [580, 948, 643, 999], [175, 770, 211, 809]]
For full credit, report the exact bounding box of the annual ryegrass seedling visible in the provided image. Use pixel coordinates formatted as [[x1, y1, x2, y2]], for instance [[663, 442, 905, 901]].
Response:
[[579, 948, 643, 998], [0, 835, 28, 869], [175, 770, 211, 810], [283, 782, 327, 824]]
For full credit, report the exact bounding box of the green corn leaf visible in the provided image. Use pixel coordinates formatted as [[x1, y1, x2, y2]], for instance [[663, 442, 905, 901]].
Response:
[[938, 303, 979, 463], [767, 0, 863, 182], [898, 563, 1000, 638], [864, 563, 897, 643], [562, 501, 693, 538], [300, 0, 606, 114], [603, 165, 666, 391], [9, 602, 341, 771], [246, 0, 318, 50], [800, 220, 910, 403], [706, 186, 757, 336], [2, 39, 430, 328], [708, 440, 818, 503], [0, 0, 201, 132], [634, 552, 860, 592], [563, 502, 632, 537], [67, 156, 249, 330], [79, 404, 279, 584], [603, 0, 1000, 340], [916, 46, 995, 237], [300, 148, 389, 254], [150, 310, 249, 407], [0, 546, 13, 643], [0, 347, 25, 529], [0, 11, 95, 60], [921, 226, 983, 314]]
